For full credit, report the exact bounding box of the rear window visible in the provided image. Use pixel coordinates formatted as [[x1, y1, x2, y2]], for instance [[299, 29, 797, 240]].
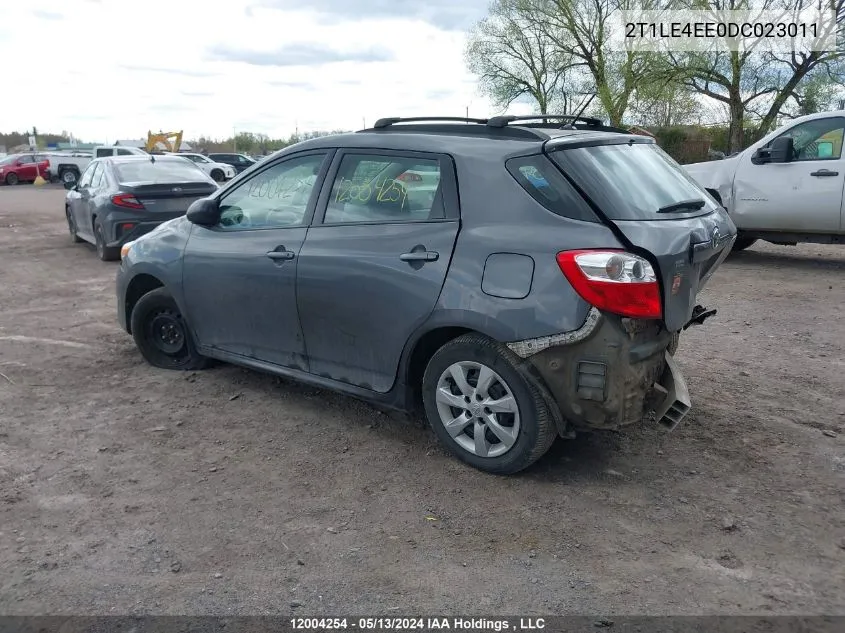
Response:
[[505, 155, 597, 223], [115, 160, 208, 183], [548, 142, 720, 220]]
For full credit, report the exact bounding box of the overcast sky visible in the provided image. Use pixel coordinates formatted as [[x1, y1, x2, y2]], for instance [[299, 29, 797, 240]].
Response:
[[1, 0, 536, 142]]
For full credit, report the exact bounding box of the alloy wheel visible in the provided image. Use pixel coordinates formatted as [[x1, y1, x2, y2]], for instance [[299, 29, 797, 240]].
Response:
[[434, 361, 521, 458]]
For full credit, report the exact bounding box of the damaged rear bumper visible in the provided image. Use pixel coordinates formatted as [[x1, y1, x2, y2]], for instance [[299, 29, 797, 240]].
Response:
[[508, 309, 691, 434]]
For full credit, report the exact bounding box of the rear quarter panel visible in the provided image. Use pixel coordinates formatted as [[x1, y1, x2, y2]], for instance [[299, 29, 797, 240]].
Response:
[[432, 149, 625, 342]]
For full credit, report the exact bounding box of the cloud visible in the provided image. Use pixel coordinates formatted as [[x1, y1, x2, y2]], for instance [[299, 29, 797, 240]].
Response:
[[181, 91, 214, 97], [269, 81, 317, 91], [32, 9, 64, 20], [426, 89, 456, 101], [248, 0, 489, 31], [119, 64, 219, 78], [207, 42, 394, 67]]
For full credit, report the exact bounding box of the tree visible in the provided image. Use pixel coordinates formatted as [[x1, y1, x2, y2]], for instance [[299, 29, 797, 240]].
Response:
[[466, 0, 582, 113], [665, 0, 845, 151], [528, 0, 663, 126], [629, 81, 703, 127]]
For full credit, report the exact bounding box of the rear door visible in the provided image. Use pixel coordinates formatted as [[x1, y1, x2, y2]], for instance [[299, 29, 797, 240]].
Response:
[[548, 139, 736, 332], [296, 150, 460, 393]]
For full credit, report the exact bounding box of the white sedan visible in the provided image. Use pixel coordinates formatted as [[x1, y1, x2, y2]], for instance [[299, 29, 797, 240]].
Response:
[[165, 152, 236, 182]]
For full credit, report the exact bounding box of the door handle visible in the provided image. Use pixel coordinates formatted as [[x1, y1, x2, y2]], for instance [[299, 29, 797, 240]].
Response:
[[400, 251, 439, 262], [266, 250, 295, 261], [810, 169, 839, 177]]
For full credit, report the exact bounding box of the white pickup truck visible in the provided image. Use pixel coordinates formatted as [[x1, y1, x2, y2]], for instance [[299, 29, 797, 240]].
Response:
[[684, 110, 845, 251], [48, 146, 148, 186]]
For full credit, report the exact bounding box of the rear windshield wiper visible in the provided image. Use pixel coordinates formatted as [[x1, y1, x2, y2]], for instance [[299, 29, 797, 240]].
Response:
[[657, 198, 706, 214]]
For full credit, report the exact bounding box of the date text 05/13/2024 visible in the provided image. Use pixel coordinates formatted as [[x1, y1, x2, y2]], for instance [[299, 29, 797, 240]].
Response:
[[290, 617, 547, 631]]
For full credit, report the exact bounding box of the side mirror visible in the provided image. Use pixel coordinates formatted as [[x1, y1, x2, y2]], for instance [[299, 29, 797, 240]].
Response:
[[186, 197, 220, 226], [63, 180, 76, 191], [768, 136, 794, 163]]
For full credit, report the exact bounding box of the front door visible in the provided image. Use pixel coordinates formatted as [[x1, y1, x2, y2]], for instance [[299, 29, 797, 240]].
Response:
[[16, 155, 37, 181], [182, 151, 330, 369], [732, 116, 845, 233], [296, 150, 460, 393]]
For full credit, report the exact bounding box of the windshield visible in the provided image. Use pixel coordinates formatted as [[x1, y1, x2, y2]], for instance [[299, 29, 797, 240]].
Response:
[[115, 160, 209, 183], [548, 142, 720, 220], [0, 155, 20, 166]]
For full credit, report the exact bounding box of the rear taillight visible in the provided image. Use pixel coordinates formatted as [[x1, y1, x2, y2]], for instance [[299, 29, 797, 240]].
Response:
[[556, 250, 662, 319], [111, 193, 144, 209]]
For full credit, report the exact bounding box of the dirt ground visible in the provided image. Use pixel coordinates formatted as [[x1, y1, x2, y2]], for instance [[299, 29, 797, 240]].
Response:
[[0, 184, 843, 616]]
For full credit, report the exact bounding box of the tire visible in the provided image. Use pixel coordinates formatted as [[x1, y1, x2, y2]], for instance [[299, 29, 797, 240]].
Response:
[[93, 219, 120, 261], [5, 173, 19, 186], [66, 206, 83, 243], [60, 169, 79, 186], [421, 333, 557, 475], [667, 332, 680, 356], [130, 288, 208, 371], [732, 235, 757, 252], [210, 169, 224, 182]]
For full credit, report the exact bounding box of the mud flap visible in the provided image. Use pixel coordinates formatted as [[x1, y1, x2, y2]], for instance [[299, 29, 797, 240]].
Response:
[[652, 352, 691, 430]]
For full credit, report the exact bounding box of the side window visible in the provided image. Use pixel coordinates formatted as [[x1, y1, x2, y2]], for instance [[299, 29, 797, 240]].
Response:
[[95, 148, 113, 157], [217, 153, 325, 230], [19, 155, 36, 164], [506, 155, 598, 223], [775, 117, 844, 161], [117, 148, 133, 156], [88, 163, 103, 188], [78, 162, 97, 188], [323, 154, 444, 224]]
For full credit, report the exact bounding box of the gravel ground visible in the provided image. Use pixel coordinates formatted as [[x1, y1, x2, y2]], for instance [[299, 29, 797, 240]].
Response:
[[1, 185, 844, 616]]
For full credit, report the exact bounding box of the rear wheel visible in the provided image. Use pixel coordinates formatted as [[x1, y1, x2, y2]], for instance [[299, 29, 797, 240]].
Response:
[[732, 235, 757, 252], [422, 333, 557, 475], [94, 219, 119, 261], [66, 207, 83, 243], [5, 173, 18, 186], [210, 169, 224, 182], [130, 288, 208, 370]]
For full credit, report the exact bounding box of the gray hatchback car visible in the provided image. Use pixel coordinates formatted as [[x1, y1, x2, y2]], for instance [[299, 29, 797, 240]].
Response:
[[116, 115, 737, 474]]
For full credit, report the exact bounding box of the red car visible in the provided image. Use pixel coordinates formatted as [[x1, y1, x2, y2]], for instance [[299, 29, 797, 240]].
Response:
[[0, 153, 51, 185]]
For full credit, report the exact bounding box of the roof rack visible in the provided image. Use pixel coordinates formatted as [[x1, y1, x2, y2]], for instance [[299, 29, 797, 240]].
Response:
[[486, 114, 603, 128], [373, 116, 490, 128], [362, 115, 634, 140]]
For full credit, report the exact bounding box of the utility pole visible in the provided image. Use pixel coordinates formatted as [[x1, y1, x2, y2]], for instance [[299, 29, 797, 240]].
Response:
[[233, 127, 237, 152]]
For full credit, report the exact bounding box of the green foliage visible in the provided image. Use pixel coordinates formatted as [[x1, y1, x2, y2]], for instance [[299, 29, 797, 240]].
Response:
[[0, 130, 70, 150]]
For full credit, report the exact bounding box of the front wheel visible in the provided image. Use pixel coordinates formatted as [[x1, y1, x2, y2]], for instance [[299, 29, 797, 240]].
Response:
[[422, 333, 557, 475], [60, 169, 79, 186], [5, 173, 19, 186], [130, 288, 208, 370], [210, 169, 224, 182]]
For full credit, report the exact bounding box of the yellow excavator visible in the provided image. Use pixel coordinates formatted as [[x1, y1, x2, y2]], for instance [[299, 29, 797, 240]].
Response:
[[145, 130, 183, 153]]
